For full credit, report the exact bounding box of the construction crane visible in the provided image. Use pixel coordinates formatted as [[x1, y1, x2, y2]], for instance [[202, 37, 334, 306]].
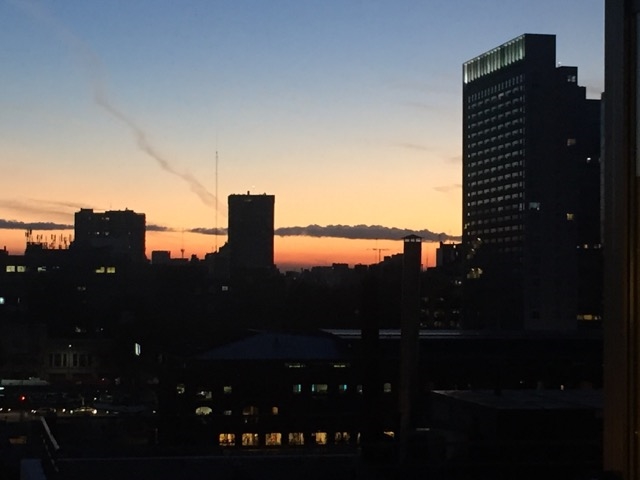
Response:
[[368, 247, 390, 263]]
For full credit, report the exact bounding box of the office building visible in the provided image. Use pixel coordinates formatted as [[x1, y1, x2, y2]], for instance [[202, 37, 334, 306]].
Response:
[[73, 208, 146, 262], [227, 193, 275, 273], [462, 34, 601, 330]]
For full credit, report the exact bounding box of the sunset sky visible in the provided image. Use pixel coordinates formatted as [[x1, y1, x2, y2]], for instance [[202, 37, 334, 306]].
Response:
[[0, 0, 604, 270]]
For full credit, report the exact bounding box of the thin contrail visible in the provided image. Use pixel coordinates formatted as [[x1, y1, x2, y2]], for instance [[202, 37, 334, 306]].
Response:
[[12, 0, 221, 211]]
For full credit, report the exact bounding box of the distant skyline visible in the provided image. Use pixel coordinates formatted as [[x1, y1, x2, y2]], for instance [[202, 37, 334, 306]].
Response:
[[0, 0, 604, 268]]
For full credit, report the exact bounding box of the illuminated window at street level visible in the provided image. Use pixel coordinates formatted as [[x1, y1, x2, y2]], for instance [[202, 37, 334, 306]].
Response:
[[313, 432, 328, 445], [311, 383, 328, 394], [288, 432, 304, 446], [219, 433, 235, 446], [242, 433, 259, 446], [265, 433, 281, 446]]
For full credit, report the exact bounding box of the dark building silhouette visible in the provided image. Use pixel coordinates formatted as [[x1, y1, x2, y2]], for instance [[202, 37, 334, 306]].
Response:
[[73, 208, 146, 262], [462, 34, 601, 330], [227, 193, 275, 273], [603, 2, 640, 478]]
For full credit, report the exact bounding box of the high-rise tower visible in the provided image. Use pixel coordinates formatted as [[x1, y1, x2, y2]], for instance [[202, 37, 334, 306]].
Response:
[[73, 208, 146, 262], [227, 193, 275, 274], [462, 34, 601, 330]]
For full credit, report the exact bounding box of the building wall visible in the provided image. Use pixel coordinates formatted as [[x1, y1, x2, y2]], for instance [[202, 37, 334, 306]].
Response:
[[227, 193, 275, 273], [462, 34, 601, 330], [74, 209, 146, 262]]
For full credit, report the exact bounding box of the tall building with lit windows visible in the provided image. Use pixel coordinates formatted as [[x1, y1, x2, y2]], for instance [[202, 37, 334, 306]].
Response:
[[73, 208, 146, 262], [462, 34, 601, 330]]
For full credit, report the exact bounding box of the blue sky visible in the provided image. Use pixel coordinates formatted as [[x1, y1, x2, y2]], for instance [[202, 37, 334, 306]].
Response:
[[0, 0, 604, 265]]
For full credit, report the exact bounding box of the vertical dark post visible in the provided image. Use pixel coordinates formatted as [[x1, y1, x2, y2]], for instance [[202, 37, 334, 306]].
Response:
[[399, 235, 422, 460], [604, 1, 640, 478]]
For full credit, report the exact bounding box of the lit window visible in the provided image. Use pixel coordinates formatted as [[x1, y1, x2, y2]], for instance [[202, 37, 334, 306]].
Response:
[[271, 406, 279, 415], [95, 267, 105, 274], [106, 267, 116, 274], [5, 266, 15, 273], [292, 384, 302, 394], [16, 266, 26, 273], [313, 432, 328, 445], [223, 385, 232, 395], [332, 363, 348, 369], [242, 433, 259, 447], [265, 433, 282, 446], [335, 432, 351, 444], [357, 384, 363, 394], [221, 285, 229, 291], [567, 138, 577, 146], [195, 406, 212, 416], [176, 384, 185, 395], [242, 406, 258, 416], [223, 410, 232, 416], [311, 384, 328, 394], [384, 431, 395, 439], [195, 390, 212, 400], [288, 432, 304, 446], [338, 384, 348, 394], [0, 297, 4, 305], [566, 213, 575, 221], [383, 383, 392, 393], [286, 363, 306, 369], [219, 433, 235, 446]]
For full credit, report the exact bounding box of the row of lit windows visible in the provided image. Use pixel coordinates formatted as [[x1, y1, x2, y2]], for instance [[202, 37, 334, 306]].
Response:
[[186, 382, 393, 398], [467, 182, 524, 196], [467, 172, 524, 186], [467, 199, 523, 212], [466, 75, 525, 101], [466, 205, 526, 218], [468, 109, 525, 132], [95, 266, 116, 274], [466, 221, 522, 233], [468, 95, 525, 115], [466, 225, 523, 235], [467, 161, 524, 178], [4, 265, 115, 274], [469, 149, 525, 162], [467, 74, 524, 103], [467, 126, 523, 145], [218, 430, 366, 447], [467, 156, 524, 170], [468, 139, 525, 157], [465, 214, 523, 228], [48, 352, 93, 368], [468, 111, 525, 130], [465, 232, 524, 244], [467, 129, 525, 150]]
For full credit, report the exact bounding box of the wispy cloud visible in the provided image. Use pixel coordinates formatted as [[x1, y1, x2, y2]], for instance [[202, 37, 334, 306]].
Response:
[[0, 217, 459, 242], [0, 198, 85, 219], [395, 142, 433, 152], [433, 184, 462, 193], [12, 0, 222, 213], [274, 224, 460, 242], [0, 219, 72, 230], [146, 224, 174, 232], [188, 227, 227, 235]]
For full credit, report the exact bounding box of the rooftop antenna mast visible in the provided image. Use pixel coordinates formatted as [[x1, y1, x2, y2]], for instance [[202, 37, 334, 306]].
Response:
[[215, 150, 219, 252]]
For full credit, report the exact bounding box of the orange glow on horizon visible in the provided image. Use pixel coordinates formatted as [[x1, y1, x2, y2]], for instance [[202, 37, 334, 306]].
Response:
[[0, 228, 443, 270]]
